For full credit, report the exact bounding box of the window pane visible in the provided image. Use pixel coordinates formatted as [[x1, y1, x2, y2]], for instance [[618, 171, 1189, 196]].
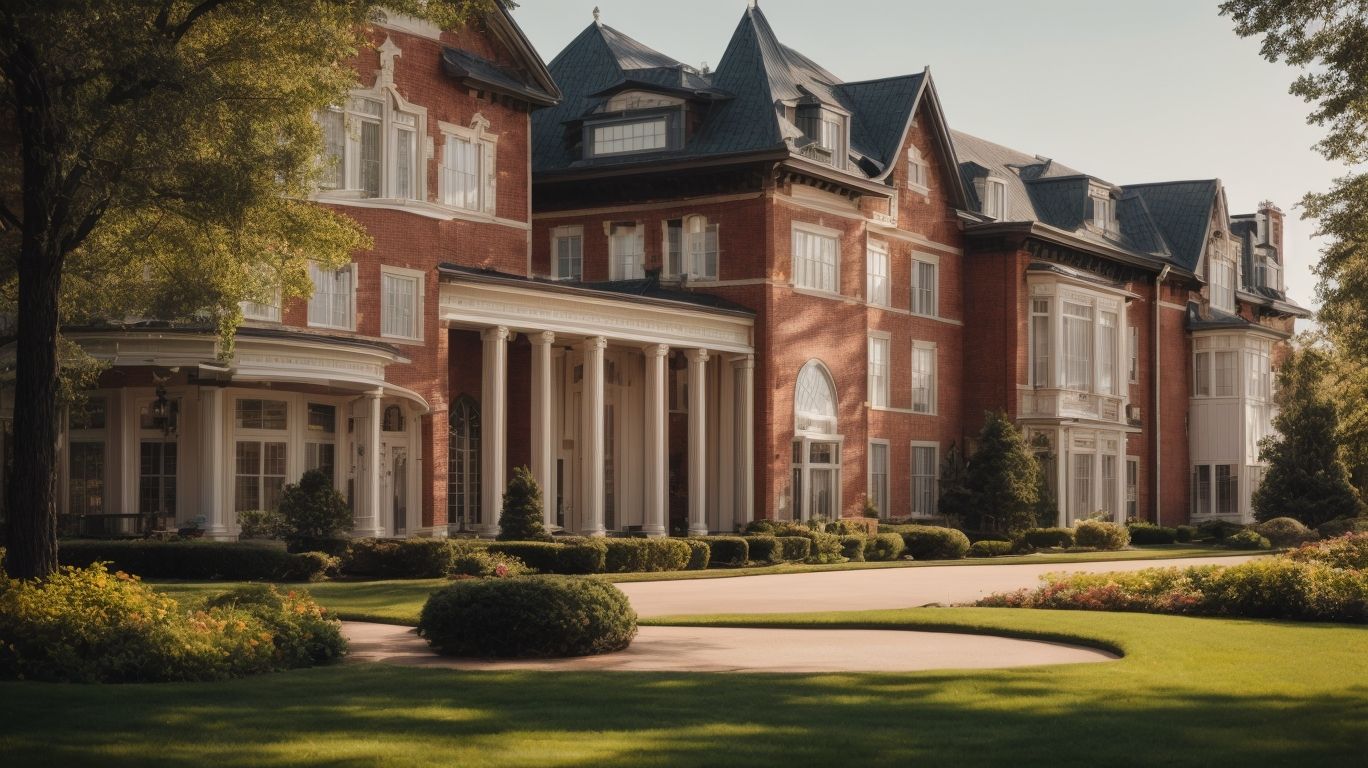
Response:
[[794, 230, 838, 293], [868, 442, 888, 517], [308, 403, 336, 433], [868, 337, 889, 408], [319, 108, 345, 190], [382, 273, 418, 338], [912, 346, 935, 413], [69, 441, 106, 515], [867, 245, 889, 306], [610, 224, 644, 280], [911, 446, 937, 516], [359, 119, 381, 198], [1063, 302, 1093, 391], [593, 118, 667, 155], [1032, 300, 1050, 387], [395, 127, 415, 199], [912, 261, 936, 315]]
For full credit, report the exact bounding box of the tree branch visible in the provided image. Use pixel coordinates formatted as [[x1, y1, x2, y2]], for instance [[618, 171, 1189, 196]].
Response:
[[0, 201, 19, 231]]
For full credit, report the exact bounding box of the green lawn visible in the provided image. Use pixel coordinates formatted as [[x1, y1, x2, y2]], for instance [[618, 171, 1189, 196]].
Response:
[[2, 608, 1364, 766]]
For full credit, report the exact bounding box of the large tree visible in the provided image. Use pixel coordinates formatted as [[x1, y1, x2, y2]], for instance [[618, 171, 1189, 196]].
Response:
[[1221, 2, 1368, 358], [0, 0, 490, 579]]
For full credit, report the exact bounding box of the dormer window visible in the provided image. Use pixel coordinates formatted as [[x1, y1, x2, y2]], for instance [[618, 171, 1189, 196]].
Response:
[[906, 146, 930, 193], [1091, 191, 1118, 234], [981, 177, 1008, 220], [797, 104, 849, 170], [593, 118, 668, 155]]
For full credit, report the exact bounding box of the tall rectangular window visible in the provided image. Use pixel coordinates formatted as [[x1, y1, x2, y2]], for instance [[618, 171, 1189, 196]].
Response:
[[235, 441, 288, 512], [68, 441, 106, 515], [307, 263, 354, 330], [1212, 257, 1236, 312], [1215, 465, 1238, 515], [911, 259, 937, 316], [866, 242, 889, 306], [982, 178, 1007, 219], [1214, 351, 1237, 397], [868, 442, 889, 518], [1192, 464, 1212, 516], [666, 216, 720, 280], [1031, 299, 1051, 387], [912, 344, 936, 414], [1099, 311, 1118, 395], [793, 228, 839, 293], [1072, 453, 1093, 518], [1129, 326, 1140, 384], [319, 107, 345, 190], [609, 223, 644, 280], [443, 135, 481, 211], [1101, 454, 1117, 516], [1194, 350, 1211, 396], [1126, 457, 1139, 519], [868, 336, 889, 408], [553, 226, 583, 281], [355, 98, 383, 198], [381, 270, 421, 340], [1063, 301, 1094, 391], [911, 445, 938, 516], [138, 442, 177, 516], [393, 112, 417, 200]]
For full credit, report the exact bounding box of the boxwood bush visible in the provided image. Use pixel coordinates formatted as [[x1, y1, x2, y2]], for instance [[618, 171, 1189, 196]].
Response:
[[450, 549, 530, 578], [691, 536, 749, 567], [58, 540, 334, 581], [744, 535, 780, 564], [417, 576, 637, 658], [1221, 529, 1272, 550], [791, 529, 842, 563], [340, 538, 456, 579], [1198, 519, 1246, 541], [602, 538, 692, 573], [683, 539, 710, 570], [1075, 520, 1130, 551], [1127, 523, 1178, 545], [895, 525, 971, 560], [864, 533, 906, 561], [775, 536, 812, 562], [486, 539, 607, 574], [1254, 517, 1318, 548], [1176, 525, 1198, 543], [1022, 527, 1075, 550], [970, 540, 1015, 558], [839, 535, 866, 562]]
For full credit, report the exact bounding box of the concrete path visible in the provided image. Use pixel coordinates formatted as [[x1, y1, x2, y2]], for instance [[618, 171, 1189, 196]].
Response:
[[343, 621, 1117, 673], [617, 554, 1259, 617]]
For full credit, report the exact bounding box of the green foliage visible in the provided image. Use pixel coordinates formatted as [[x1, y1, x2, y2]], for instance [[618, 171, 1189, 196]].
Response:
[[278, 469, 352, 542], [864, 532, 906, 561], [965, 411, 1042, 534], [1127, 523, 1178, 545], [1074, 520, 1130, 551], [417, 576, 637, 658], [788, 529, 843, 563], [238, 509, 287, 539], [690, 537, 749, 567], [683, 540, 711, 571], [1253, 517, 1319, 547], [340, 539, 457, 579], [485, 539, 607, 575], [0, 564, 344, 682], [1222, 529, 1273, 551], [1023, 527, 1075, 550], [58, 540, 332, 581], [1253, 346, 1363, 527], [839, 535, 866, 562], [1287, 532, 1368, 571], [743, 519, 811, 536], [1198, 519, 1246, 541], [743, 535, 780, 564], [497, 466, 549, 541], [937, 441, 974, 526], [775, 536, 813, 562], [969, 540, 1015, 558], [601, 539, 692, 573], [1176, 525, 1199, 543], [450, 549, 530, 579], [890, 524, 971, 560], [1317, 516, 1368, 539], [825, 519, 874, 536]]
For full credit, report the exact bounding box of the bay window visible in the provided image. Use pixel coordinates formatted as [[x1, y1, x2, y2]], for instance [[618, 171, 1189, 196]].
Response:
[[1063, 301, 1094, 391], [1191, 463, 1239, 516], [1028, 289, 1126, 397], [793, 226, 839, 294]]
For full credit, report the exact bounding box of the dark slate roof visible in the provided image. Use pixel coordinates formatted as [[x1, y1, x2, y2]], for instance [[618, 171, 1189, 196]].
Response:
[[441, 47, 557, 106], [533, 5, 924, 183], [1124, 181, 1221, 272], [438, 265, 755, 316]]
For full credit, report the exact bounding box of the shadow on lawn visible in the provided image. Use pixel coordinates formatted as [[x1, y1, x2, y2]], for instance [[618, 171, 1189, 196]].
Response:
[[2, 663, 1365, 768]]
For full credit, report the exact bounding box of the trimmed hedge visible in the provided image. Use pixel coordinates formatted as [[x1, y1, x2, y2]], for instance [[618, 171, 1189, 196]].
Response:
[[285, 536, 351, 556], [791, 529, 843, 563], [417, 576, 637, 658], [970, 540, 1015, 558], [691, 536, 749, 567], [1022, 527, 1075, 550], [865, 533, 906, 562], [1127, 523, 1178, 545], [1074, 520, 1130, 551], [893, 525, 971, 560], [1288, 532, 1368, 570], [58, 540, 335, 582], [1254, 517, 1318, 547], [839, 535, 866, 562], [1317, 517, 1368, 539], [825, 518, 878, 536], [486, 539, 607, 575], [1221, 529, 1272, 550], [776, 536, 812, 562], [683, 540, 711, 570], [1176, 525, 1198, 543], [1198, 519, 1246, 542], [744, 535, 780, 564], [341, 539, 455, 579], [602, 539, 691, 573]]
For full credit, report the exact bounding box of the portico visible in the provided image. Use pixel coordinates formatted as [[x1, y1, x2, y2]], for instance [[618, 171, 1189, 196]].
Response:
[[439, 267, 756, 537]]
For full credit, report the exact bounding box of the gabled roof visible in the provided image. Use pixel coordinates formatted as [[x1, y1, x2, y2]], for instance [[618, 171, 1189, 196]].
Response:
[[1124, 181, 1221, 272], [462, 2, 561, 107]]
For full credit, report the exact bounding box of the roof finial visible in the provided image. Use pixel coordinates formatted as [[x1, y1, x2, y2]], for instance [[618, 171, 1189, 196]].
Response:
[[593, 6, 600, 23], [749, 0, 758, 8]]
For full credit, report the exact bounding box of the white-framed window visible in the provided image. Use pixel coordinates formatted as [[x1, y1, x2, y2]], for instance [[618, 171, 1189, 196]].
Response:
[[380, 266, 423, 340], [1129, 326, 1140, 384], [235, 441, 288, 512], [866, 241, 889, 306], [1126, 456, 1140, 519], [552, 226, 584, 281], [911, 257, 937, 316], [910, 443, 939, 517], [797, 105, 849, 169], [609, 222, 645, 280], [1099, 310, 1118, 396], [66, 397, 108, 517], [1210, 252, 1236, 313], [317, 92, 424, 200], [792, 226, 840, 294], [1192, 463, 1239, 516], [1072, 452, 1094, 520], [306, 402, 337, 483], [1063, 300, 1094, 391], [868, 335, 890, 408], [307, 262, 355, 331], [235, 398, 288, 431], [440, 115, 497, 214], [1194, 349, 1238, 397], [666, 215, 719, 280], [138, 442, 177, 516], [1091, 193, 1118, 234], [1031, 298, 1051, 387], [1247, 345, 1272, 402], [982, 177, 1008, 220], [906, 146, 929, 192], [868, 440, 889, 518], [592, 118, 669, 156], [912, 342, 937, 414], [241, 289, 282, 323], [1101, 454, 1118, 516]]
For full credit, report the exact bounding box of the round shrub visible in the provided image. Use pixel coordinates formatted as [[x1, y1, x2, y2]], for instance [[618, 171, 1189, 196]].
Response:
[[417, 576, 637, 658], [1254, 517, 1318, 548], [278, 469, 352, 542], [1022, 527, 1075, 550], [203, 584, 347, 668], [794, 530, 843, 563], [1075, 520, 1130, 551], [839, 535, 866, 562], [775, 536, 812, 562], [602, 538, 691, 573], [744, 535, 780, 564], [865, 533, 906, 561], [1222, 529, 1272, 550], [691, 537, 749, 567], [1317, 517, 1368, 539], [970, 540, 1014, 558], [897, 525, 971, 560], [1287, 532, 1368, 570], [683, 540, 711, 570], [1127, 523, 1178, 545], [450, 549, 529, 578]]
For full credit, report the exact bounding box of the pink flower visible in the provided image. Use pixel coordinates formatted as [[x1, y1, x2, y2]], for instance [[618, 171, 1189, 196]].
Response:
[[494, 563, 508, 578]]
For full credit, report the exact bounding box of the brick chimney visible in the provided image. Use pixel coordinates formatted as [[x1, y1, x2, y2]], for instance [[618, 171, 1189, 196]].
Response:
[[1259, 200, 1284, 256]]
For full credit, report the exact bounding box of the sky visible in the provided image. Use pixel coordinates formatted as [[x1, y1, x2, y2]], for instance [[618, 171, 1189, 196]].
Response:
[[509, 0, 1340, 319]]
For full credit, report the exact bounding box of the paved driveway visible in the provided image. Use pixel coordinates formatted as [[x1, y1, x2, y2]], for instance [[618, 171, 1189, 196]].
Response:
[[617, 555, 1259, 617]]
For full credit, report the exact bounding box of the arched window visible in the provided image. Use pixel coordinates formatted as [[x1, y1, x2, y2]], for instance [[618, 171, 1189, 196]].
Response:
[[795, 360, 838, 435], [792, 361, 841, 522], [448, 396, 480, 529], [382, 405, 405, 432]]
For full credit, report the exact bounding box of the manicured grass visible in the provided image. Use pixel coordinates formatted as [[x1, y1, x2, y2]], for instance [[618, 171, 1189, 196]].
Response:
[[2, 608, 1364, 766]]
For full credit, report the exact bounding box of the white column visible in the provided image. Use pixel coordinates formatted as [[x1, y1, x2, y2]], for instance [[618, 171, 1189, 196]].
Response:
[[481, 326, 509, 537], [581, 336, 608, 537], [356, 389, 385, 538], [643, 344, 670, 538], [716, 356, 734, 531], [736, 355, 756, 526], [687, 348, 710, 536], [531, 331, 556, 530], [198, 387, 231, 540]]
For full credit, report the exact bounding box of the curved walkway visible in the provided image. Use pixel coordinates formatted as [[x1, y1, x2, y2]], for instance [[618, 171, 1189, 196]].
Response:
[[343, 622, 1118, 673]]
